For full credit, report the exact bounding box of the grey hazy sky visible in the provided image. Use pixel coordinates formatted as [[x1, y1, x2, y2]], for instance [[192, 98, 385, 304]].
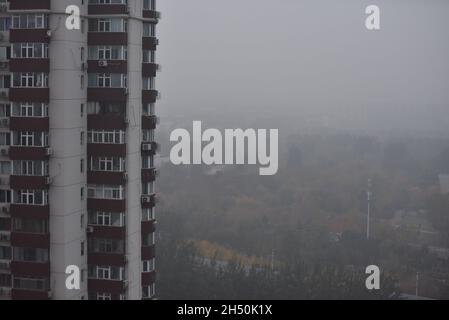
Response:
[[156, 0, 449, 132]]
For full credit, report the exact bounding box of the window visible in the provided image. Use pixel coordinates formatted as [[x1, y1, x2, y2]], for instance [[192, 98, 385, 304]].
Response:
[[96, 293, 112, 300], [143, 103, 155, 116], [0, 161, 10, 175], [142, 284, 155, 299], [142, 156, 154, 169], [81, 131, 85, 145], [143, 259, 155, 272], [12, 103, 48, 117], [89, 0, 127, 4], [142, 129, 155, 142], [80, 159, 84, 173], [88, 237, 124, 254], [12, 160, 48, 176], [13, 190, 48, 205], [88, 73, 126, 88], [13, 247, 49, 262], [0, 132, 10, 146], [13, 218, 48, 234], [0, 17, 10, 31], [87, 130, 125, 144], [0, 104, 10, 117], [13, 276, 49, 291], [88, 211, 125, 227], [142, 50, 155, 63], [89, 156, 125, 172], [12, 73, 48, 88], [143, 0, 156, 10], [89, 18, 126, 33], [81, 103, 84, 117], [143, 23, 155, 37], [143, 77, 155, 90], [142, 232, 155, 247], [87, 102, 125, 116], [81, 241, 85, 256], [142, 208, 155, 221], [11, 43, 48, 59], [13, 131, 48, 147], [87, 185, 124, 200], [88, 46, 127, 60], [0, 190, 11, 203], [0, 246, 11, 260], [0, 74, 10, 89], [12, 15, 48, 29]]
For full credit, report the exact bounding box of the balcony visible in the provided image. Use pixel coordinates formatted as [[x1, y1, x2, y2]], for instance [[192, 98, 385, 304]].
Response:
[[141, 220, 155, 234], [87, 198, 126, 213], [10, 204, 49, 219], [142, 37, 159, 50], [87, 88, 127, 103], [87, 143, 126, 157], [141, 168, 157, 182], [88, 4, 128, 15], [9, 29, 50, 44], [9, 146, 51, 160], [11, 232, 49, 249], [9, 88, 49, 102], [9, 0, 50, 10], [87, 225, 125, 240], [142, 115, 157, 130], [11, 261, 50, 277], [88, 253, 125, 267], [10, 175, 50, 189], [141, 244, 155, 260], [141, 271, 156, 286], [9, 117, 49, 131], [88, 33, 128, 46], [9, 59, 50, 73], [11, 289, 49, 300], [87, 114, 127, 130], [142, 89, 159, 104], [142, 63, 159, 77], [87, 171, 127, 185], [87, 60, 127, 74], [88, 279, 126, 294]]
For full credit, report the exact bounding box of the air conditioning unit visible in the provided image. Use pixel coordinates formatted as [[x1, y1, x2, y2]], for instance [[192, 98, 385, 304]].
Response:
[[46, 30, 52, 38], [86, 226, 94, 233], [0, 4, 7, 13], [45, 177, 52, 185], [47, 291, 53, 299], [141, 195, 152, 203], [123, 172, 128, 181], [0, 91, 8, 99], [0, 148, 8, 156], [45, 148, 53, 156], [1, 206, 9, 214], [98, 60, 108, 67]]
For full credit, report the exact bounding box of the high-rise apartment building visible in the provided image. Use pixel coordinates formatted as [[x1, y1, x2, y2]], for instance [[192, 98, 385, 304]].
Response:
[[0, 0, 159, 300]]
